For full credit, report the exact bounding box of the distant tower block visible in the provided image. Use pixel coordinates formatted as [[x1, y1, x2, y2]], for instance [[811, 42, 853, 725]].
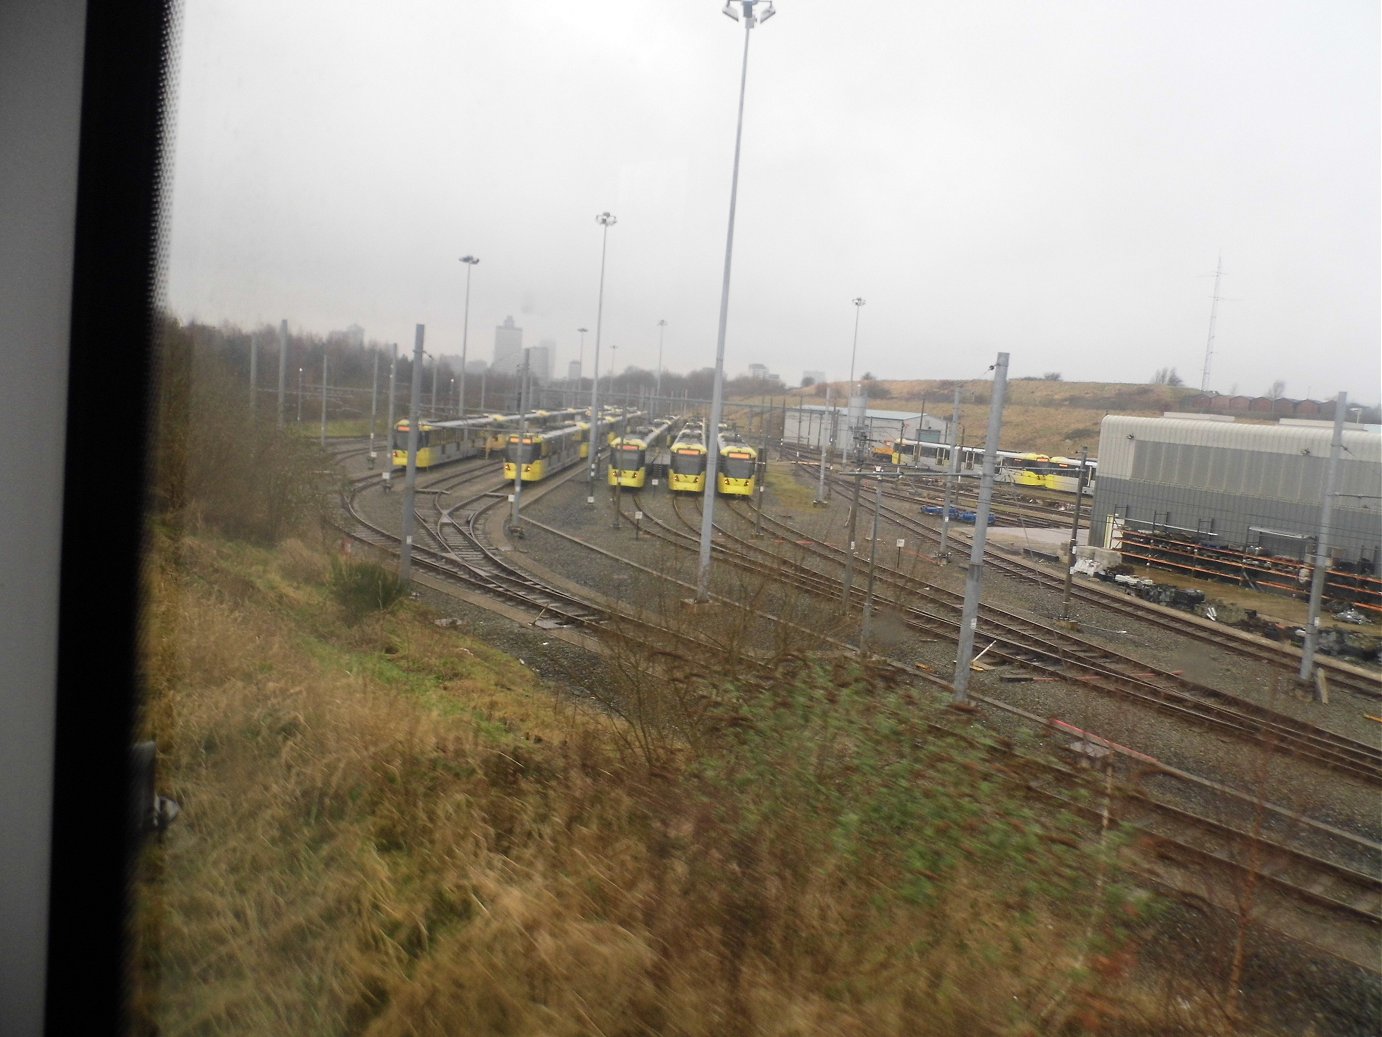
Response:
[[493, 315, 523, 375]]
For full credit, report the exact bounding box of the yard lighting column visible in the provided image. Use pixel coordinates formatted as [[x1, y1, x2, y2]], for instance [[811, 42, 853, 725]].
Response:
[[844, 296, 865, 465], [696, 0, 776, 603], [589, 212, 617, 497], [458, 255, 479, 417]]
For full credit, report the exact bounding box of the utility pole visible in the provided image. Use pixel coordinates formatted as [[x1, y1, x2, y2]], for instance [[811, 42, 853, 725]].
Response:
[[383, 344, 397, 490], [398, 326, 425, 586], [368, 347, 379, 467], [860, 479, 883, 651], [510, 350, 530, 532], [1059, 446, 1089, 621], [815, 386, 832, 505], [1299, 392, 1347, 696], [249, 332, 257, 415], [841, 474, 863, 607], [754, 420, 769, 537], [952, 352, 1010, 706], [937, 389, 961, 560]]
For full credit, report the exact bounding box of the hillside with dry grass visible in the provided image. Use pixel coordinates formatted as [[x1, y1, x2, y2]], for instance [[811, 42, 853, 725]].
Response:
[[134, 527, 1231, 1037], [771, 379, 1203, 456]]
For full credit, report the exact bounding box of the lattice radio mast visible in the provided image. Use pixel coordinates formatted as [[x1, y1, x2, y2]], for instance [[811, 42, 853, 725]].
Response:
[[1200, 253, 1224, 392]]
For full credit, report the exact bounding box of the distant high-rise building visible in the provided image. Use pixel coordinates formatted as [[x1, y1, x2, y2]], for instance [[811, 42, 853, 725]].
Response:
[[493, 316, 522, 375], [567, 360, 581, 382], [530, 339, 556, 382]]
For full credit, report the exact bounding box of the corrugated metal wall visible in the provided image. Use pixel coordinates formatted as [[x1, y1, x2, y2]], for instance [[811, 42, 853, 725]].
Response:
[[1092, 416, 1381, 564]]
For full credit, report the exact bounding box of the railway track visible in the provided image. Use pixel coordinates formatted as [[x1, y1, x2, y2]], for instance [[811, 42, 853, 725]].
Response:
[[323, 443, 1382, 971], [603, 488, 1382, 969], [856, 487, 1382, 703], [709, 491, 1381, 785], [338, 465, 603, 629]]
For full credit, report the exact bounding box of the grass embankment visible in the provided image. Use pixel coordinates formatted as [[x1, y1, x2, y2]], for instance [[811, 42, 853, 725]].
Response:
[[764, 380, 1201, 456], [139, 529, 1217, 1036]]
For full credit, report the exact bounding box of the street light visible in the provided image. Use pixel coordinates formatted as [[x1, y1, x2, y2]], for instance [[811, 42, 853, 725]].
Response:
[[296, 366, 304, 422], [697, 0, 776, 602], [588, 213, 617, 496], [458, 255, 480, 417], [655, 319, 668, 410], [844, 296, 865, 464]]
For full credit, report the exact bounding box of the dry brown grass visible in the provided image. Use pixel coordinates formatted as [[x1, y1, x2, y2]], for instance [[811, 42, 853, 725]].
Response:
[[135, 527, 1240, 1036], [763, 379, 1202, 455]]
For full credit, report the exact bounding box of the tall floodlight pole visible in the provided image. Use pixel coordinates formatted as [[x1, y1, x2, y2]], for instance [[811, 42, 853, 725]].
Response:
[[655, 319, 668, 409], [844, 296, 865, 465], [249, 333, 257, 414], [952, 352, 1010, 706], [588, 213, 617, 497], [696, 0, 776, 603], [399, 326, 426, 586], [297, 367, 304, 422], [458, 255, 479, 417], [1299, 392, 1347, 695]]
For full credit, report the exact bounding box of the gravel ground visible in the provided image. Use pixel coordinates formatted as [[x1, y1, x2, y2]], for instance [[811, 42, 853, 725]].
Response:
[[342, 450, 1381, 1034]]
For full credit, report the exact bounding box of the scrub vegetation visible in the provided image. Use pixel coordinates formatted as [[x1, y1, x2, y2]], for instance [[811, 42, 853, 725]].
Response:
[[134, 317, 1319, 1035], [135, 525, 1286, 1036]]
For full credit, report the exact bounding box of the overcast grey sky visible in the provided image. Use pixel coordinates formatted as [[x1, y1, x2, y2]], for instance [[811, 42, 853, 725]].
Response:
[[165, 0, 1380, 402]]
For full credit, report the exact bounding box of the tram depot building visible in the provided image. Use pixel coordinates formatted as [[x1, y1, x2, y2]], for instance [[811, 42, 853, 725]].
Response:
[[1090, 414, 1381, 580]]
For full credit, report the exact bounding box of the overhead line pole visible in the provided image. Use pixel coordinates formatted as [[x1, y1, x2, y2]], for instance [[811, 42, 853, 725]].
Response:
[[398, 325, 425, 586], [952, 351, 1010, 706], [382, 344, 397, 490], [1299, 392, 1347, 696], [1059, 446, 1089, 621]]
